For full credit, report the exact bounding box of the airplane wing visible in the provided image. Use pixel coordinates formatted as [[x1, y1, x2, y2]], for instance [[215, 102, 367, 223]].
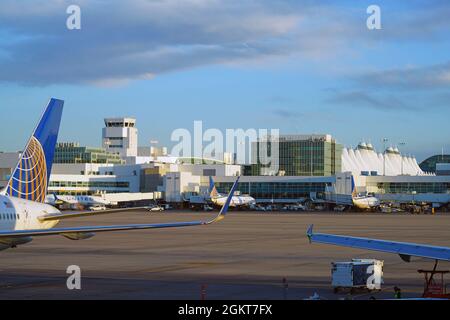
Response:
[[38, 206, 152, 221], [0, 177, 240, 239], [306, 225, 450, 262]]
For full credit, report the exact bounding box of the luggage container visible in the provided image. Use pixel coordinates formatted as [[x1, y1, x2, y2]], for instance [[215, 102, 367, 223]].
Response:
[[331, 259, 384, 293]]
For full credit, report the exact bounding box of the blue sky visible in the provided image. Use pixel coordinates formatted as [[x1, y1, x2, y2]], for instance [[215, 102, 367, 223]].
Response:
[[0, 0, 449, 161]]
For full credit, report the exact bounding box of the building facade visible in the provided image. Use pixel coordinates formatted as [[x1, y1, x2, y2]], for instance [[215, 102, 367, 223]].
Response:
[[0, 152, 21, 188], [436, 163, 450, 176], [102, 117, 138, 159], [251, 134, 342, 176], [420, 155, 450, 173], [48, 163, 140, 195], [212, 175, 333, 203], [54, 142, 124, 164], [157, 163, 242, 202], [342, 143, 425, 176]]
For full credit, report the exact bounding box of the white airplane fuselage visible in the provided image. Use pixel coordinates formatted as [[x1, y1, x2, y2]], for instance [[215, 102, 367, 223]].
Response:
[[0, 195, 60, 250], [352, 196, 380, 210], [47, 195, 110, 207], [0, 195, 60, 231], [211, 195, 256, 207]]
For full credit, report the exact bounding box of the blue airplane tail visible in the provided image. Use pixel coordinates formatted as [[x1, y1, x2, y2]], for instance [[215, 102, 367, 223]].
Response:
[[5, 98, 64, 202], [351, 175, 356, 197]]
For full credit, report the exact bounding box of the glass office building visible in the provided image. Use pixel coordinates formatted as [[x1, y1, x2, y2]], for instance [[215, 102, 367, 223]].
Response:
[[375, 182, 450, 194], [54, 142, 125, 164], [49, 180, 130, 189], [251, 134, 342, 176], [419, 155, 450, 173], [215, 181, 329, 200]]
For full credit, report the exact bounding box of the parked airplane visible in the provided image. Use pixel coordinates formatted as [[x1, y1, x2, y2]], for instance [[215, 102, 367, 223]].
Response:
[[0, 98, 239, 251], [351, 176, 380, 210], [46, 194, 110, 209], [209, 176, 255, 207]]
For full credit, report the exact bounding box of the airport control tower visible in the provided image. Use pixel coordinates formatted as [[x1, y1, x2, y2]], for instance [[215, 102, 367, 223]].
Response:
[[102, 117, 138, 159]]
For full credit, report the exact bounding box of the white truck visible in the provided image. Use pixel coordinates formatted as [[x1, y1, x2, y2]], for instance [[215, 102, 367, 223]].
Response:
[[331, 259, 384, 294]]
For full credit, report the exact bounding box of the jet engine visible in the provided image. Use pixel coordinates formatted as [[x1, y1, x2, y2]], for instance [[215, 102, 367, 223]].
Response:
[[62, 232, 95, 240], [0, 236, 33, 250]]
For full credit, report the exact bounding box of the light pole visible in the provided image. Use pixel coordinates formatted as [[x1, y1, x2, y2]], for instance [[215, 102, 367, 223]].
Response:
[[309, 136, 314, 177], [382, 138, 388, 176], [399, 142, 406, 175], [310, 138, 313, 176]]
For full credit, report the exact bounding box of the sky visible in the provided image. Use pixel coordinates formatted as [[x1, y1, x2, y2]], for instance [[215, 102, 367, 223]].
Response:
[[0, 0, 449, 162]]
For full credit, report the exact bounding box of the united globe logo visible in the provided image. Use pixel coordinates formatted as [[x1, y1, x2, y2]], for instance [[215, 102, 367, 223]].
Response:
[[6, 136, 47, 203]]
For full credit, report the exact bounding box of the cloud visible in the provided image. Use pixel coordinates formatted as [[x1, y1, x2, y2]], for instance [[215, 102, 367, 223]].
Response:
[[0, 0, 312, 85], [325, 89, 450, 112], [326, 91, 414, 111], [272, 107, 338, 123], [0, 0, 449, 86], [379, 1, 450, 42], [331, 60, 450, 111], [273, 108, 303, 119], [356, 62, 450, 90]]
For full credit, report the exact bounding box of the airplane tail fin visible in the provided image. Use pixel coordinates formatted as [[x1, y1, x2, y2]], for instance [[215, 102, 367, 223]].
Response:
[[306, 224, 314, 243], [51, 192, 64, 204], [209, 176, 220, 198], [351, 175, 357, 198], [5, 98, 64, 203]]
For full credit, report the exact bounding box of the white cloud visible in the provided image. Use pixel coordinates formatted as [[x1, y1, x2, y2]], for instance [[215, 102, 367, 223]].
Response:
[[0, 0, 448, 86], [357, 62, 450, 90]]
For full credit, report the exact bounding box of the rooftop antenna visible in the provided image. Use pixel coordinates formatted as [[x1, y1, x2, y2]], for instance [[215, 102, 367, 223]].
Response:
[[382, 138, 389, 176]]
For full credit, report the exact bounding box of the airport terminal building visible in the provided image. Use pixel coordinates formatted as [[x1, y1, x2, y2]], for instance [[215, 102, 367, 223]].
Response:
[[2, 120, 450, 208]]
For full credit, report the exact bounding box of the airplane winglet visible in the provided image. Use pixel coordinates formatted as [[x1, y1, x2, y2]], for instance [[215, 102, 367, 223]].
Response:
[[208, 176, 240, 224], [307, 224, 314, 244]]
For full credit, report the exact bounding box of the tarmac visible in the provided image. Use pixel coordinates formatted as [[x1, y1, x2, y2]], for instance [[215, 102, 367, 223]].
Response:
[[0, 210, 449, 300]]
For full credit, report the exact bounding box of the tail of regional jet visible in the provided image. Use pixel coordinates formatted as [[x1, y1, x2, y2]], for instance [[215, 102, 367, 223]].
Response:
[[4, 98, 64, 203], [350, 175, 357, 198], [209, 176, 220, 198]]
